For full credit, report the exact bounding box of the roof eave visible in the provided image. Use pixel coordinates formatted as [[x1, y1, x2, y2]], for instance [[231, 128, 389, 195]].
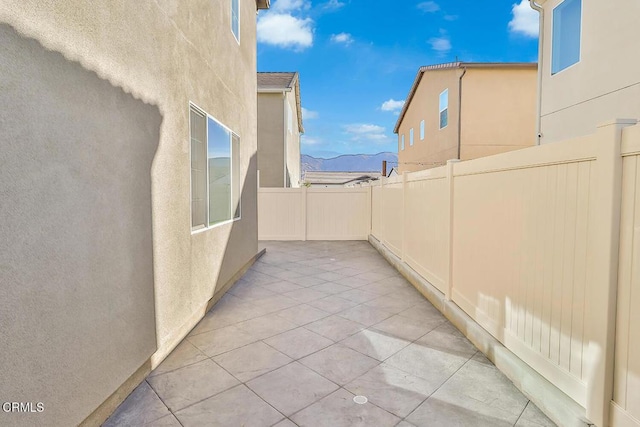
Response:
[[258, 88, 293, 93], [393, 67, 427, 134], [292, 72, 305, 134], [289, 71, 304, 134], [256, 0, 270, 10]]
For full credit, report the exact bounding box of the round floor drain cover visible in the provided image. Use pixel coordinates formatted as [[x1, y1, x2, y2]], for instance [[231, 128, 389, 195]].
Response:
[[353, 395, 368, 405]]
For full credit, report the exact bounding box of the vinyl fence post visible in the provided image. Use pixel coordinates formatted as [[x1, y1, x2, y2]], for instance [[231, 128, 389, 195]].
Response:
[[380, 176, 385, 245], [445, 159, 460, 301], [301, 185, 308, 241], [401, 171, 408, 262], [585, 119, 636, 427]]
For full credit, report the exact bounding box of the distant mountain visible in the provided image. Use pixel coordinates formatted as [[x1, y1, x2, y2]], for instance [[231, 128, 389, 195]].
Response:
[[301, 152, 397, 174]]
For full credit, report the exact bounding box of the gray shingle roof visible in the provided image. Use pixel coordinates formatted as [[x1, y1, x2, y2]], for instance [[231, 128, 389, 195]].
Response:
[[257, 72, 305, 133], [257, 72, 297, 90]]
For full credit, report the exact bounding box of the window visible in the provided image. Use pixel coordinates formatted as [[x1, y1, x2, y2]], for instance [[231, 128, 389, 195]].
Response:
[[190, 105, 241, 231], [552, 0, 581, 74], [439, 89, 449, 129], [231, 0, 240, 42], [409, 128, 414, 146], [191, 109, 207, 229], [400, 134, 405, 151], [420, 120, 425, 140], [231, 134, 240, 219]]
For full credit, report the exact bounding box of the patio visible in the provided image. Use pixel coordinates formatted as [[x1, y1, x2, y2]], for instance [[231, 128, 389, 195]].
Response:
[[104, 241, 555, 427]]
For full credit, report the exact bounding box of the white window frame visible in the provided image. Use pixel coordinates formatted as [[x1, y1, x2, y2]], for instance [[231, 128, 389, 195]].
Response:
[[231, 0, 240, 44], [551, 0, 582, 75], [400, 134, 405, 151], [420, 120, 425, 140], [189, 102, 241, 234], [439, 89, 449, 130], [409, 128, 414, 146]]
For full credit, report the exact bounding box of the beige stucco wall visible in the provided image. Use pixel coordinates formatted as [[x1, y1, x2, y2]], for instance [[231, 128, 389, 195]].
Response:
[[258, 92, 285, 187], [538, 0, 640, 143], [258, 89, 302, 188], [397, 69, 461, 173], [0, 1, 260, 425], [0, 22, 159, 427], [460, 67, 537, 159], [398, 66, 537, 173], [285, 90, 302, 187]]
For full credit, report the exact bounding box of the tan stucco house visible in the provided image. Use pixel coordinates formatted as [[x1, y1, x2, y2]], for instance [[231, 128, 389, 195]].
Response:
[[529, 0, 640, 143], [0, 0, 269, 426], [394, 62, 537, 173], [257, 72, 304, 187]]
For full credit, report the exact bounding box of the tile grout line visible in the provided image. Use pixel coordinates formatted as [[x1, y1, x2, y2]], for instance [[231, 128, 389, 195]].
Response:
[[340, 385, 408, 424], [143, 379, 185, 427], [259, 334, 334, 362], [149, 367, 239, 417], [223, 358, 293, 427], [146, 352, 206, 380], [240, 358, 337, 422], [146, 242, 467, 426], [513, 400, 533, 426], [418, 349, 484, 407], [284, 385, 403, 425], [159, 350, 289, 420], [374, 321, 479, 424], [333, 327, 413, 364]]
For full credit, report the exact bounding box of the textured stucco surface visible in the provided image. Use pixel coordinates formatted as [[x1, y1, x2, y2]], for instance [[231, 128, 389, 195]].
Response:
[[0, 23, 159, 427], [460, 67, 537, 158], [0, 0, 260, 425], [397, 69, 462, 173], [284, 89, 302, 187], [397, 66, 536, 173], [538, 0, 640, 143], [257, 89, 302, 188], [258, 93, 285, 187]]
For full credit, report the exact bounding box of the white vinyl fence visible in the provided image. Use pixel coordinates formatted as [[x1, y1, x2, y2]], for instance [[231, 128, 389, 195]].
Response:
[[258, 186, 370, 241], [258, 120, 640, 427]]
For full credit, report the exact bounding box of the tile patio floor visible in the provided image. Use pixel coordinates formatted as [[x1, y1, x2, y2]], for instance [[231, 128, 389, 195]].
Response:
[[104, 241, 556, 427]]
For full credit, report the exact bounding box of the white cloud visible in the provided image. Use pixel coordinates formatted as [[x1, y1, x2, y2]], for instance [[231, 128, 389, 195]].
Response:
[[257, 13, 314, 50], [322, 0, 345, 10], [417, 1, 440, 13], [344, 124, 389, 142], [301, 136, 322, 145], [302, 107, 319, 120], [271, 0, 310, 12], [429, 35, 451, 53], [444, 14, 458, 21], [330, 32, 354, 45], [508, 0, 539, 38], [380, 99, 405, 113]]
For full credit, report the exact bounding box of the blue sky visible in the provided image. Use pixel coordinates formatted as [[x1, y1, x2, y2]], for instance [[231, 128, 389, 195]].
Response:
[[257, 0, 540, 158]]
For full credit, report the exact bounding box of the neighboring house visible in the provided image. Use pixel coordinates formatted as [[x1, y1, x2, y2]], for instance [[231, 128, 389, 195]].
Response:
[[0, 1, 269, 426], [394, 62, 537, 173], [257, 72, 304, 187], [303, 171, 381, 187], [529, 0, 640, 143]]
